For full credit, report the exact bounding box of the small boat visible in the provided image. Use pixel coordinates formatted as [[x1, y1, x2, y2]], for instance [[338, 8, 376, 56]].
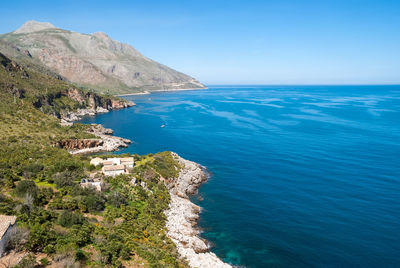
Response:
[[160, 124, 165, 128]]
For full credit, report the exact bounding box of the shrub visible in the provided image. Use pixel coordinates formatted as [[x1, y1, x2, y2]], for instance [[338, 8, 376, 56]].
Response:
[[107, 191, 127, 208], [0, 194, 16, 214], [53, 170, 78, 188], [152, 151, 181, 179], [15, 180, 38, 199], [0, 168, 19, 187], [52, 253, 78, 268], [23, 162, 44, 179], [120, 246, 131, 260], [52, 157, 82, 173], [75, 249, 86, 261], [82, 193, 105, 212], [43, 244, 56, 254], [14, 254, 36, 268], [26, 223, 56, 252], [70, 223, 93, 247], [35, 187, 54, 206], [40, 257, 50, 266], [58, 210, 85, 227]]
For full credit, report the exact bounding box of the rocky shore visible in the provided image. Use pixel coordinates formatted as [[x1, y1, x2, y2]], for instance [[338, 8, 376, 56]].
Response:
[[60, 107, 108, 125], [58, 91, 134, 154], [165, 153, 232, 268]]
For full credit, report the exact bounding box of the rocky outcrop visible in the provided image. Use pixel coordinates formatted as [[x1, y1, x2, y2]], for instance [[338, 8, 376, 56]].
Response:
[[165, 153, 232, 268], [64, 88, 134, 111], [0, 52, 29, 78], [56, 139, 103, 150], [60, 88, 134, 125], [67, 124, 131, 154], [4, 83, 25, 99], [110, 98, 133, 109]]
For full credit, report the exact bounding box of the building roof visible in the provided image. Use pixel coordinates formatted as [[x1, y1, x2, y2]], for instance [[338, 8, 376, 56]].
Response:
[[120, 157, 134, 163], [103, 164, 125, 172], [102, 160, 114, 166], [0, 215, 16, 239], [90, 157, 103, 164], [106, 158, 121, 162]]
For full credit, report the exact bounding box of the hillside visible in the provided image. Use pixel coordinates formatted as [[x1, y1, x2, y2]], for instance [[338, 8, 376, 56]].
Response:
[[0, 52, 189, 267], [0, 20, 206, 95]]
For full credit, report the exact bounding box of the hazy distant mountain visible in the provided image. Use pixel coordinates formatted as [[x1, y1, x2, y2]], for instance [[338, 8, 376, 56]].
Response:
[[0, 20, 205, 94]]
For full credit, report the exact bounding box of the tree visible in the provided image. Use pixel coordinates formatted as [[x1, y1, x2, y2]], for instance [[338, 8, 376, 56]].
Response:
[[58, 210, 85, 227], [15, 180, 38, 200], [107, 191, 127, 208], [82, 193, 105, 212], [26, 223, 56, 252], [23, 162, 44, 179], [53, 170, 78, 188]]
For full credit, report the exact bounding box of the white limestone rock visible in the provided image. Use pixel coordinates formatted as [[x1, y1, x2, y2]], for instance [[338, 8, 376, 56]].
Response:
[[165, 154, 233, 268]]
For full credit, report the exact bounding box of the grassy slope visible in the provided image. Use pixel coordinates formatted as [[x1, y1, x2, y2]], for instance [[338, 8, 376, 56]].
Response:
[[0, 52, 187, 267]]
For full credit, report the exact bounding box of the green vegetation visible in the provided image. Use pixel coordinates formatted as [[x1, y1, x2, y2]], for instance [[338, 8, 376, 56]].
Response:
[[0, 52, 187, 267]]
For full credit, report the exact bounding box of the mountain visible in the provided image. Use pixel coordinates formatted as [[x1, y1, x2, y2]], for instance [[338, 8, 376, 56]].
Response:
[[0, 21, 205, 95]]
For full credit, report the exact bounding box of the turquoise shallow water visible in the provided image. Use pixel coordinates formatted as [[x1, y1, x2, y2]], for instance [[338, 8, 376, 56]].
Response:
[[80, 86, 400, 267]]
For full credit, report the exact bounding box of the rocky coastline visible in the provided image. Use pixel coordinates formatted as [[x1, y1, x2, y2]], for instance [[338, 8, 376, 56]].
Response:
[[60, 101, 231, 267], [59, 93, 134, 154], [165, 153, 232, 268]]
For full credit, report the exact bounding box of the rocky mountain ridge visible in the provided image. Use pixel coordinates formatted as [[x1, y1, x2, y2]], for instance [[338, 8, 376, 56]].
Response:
[[0, 21, 206, 95]]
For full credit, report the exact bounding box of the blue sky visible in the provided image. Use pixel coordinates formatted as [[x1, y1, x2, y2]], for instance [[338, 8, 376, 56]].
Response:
[[1, 0, 399, 84]]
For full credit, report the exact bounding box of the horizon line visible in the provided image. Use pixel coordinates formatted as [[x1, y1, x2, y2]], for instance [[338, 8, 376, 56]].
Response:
[[205, 83, 400, 86]]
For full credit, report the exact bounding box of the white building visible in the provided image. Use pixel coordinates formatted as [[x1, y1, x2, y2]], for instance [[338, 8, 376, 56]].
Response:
[[0, 215, 17, 256], [90, 157, 103, 166], [92, 156, 134, 176], [80, 179, 103, 191], [120, 157, 134, 168], [106, 158, 121, 165], [102, 164, 126, 177]]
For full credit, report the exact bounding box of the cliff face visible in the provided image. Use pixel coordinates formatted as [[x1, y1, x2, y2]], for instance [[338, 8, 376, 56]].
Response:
[[59, 124, 132, 154], [0, 21, 206, 95], [1, 51, 133, 130], [31, 87, 134, 120], [64, 88, 134, 110], [55, 139, 103, 150]]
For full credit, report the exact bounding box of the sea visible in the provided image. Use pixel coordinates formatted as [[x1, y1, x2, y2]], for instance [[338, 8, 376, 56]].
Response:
[[79, 85, 400, 268]]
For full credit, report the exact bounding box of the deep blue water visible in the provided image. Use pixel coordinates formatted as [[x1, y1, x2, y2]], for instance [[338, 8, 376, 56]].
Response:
[[80, 86, 400, 268]]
